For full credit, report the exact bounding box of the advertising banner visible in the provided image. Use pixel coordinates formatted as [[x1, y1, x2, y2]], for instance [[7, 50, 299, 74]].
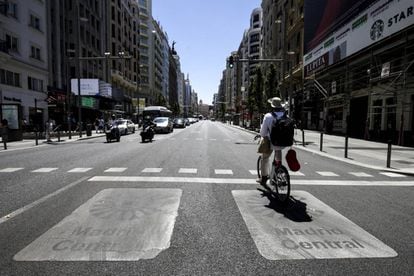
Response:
[[71, 79, 112, 98], [304, 0, 414, 77]]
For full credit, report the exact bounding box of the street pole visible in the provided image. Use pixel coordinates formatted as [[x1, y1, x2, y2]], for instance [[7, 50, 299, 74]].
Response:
[[76, 0, 82, 138]]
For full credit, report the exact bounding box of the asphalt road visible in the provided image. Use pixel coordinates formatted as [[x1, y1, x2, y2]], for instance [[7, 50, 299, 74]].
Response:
[[0, 120, 413, 275]]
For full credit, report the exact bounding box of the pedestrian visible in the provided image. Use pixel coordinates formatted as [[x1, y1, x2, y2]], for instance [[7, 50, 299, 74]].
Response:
[[94, 117, 99, 133], [1, 119, 9, 149], [99, 118, 104, 133]]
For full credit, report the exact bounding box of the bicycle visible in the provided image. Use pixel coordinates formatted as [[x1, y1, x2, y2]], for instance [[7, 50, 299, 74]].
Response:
[[255, 135, 291, 204]]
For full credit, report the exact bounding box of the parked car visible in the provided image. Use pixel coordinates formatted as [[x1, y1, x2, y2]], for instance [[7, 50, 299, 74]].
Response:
[[116, 119, 135, 135], [173, 118, 186, 128], [153, 117, 173, 133]]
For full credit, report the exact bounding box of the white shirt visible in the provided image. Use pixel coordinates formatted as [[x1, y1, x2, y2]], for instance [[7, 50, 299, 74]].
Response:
[[260, 110, 286, 150]]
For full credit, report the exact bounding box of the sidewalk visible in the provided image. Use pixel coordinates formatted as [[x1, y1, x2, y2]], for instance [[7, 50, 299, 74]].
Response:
[[292, 130, 414, 175], [0, 131, 106, 152], [231, 124, 414, 176]]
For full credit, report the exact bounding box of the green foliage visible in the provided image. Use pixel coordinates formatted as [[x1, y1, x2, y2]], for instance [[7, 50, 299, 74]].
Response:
[[264, 64, 279, 100]]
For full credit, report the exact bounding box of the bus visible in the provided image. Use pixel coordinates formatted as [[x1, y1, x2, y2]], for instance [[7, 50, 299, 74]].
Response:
[[142, 106, 172, 122]]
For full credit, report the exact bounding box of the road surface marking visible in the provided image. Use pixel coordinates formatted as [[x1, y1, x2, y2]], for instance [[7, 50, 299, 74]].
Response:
[[349, 172, 373, 177], [209, 139, 217, 141], [379, 172, 407, 178], [232, 190, 397, 260], [289, 171, 305, 176], [178, 168, 198, 174], [104, 167, 127, 173], [142, 168, 163, 173], [249, 170, 257, 175], [0, 168, 24, 172], [0, 177, 89, 225], [215, 169, 233, 175], [31, 168, 58, 173], [87, 176, 414, 186], [196, 138, 203, 141], [316, 171, 339, 177], [14, 188, 182, 261], [68, 168, 93, 173]]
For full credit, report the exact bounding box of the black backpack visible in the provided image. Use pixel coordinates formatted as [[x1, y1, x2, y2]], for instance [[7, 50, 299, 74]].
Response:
[[270, 112, 295, 147]]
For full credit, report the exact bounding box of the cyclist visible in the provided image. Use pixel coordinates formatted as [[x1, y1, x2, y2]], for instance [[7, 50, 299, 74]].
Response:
[[256, 97, 287, 186]]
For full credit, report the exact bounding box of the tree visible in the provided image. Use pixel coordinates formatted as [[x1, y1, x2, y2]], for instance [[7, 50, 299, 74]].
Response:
[[253, 67, 264, 114], [264, 64, 279, 100]]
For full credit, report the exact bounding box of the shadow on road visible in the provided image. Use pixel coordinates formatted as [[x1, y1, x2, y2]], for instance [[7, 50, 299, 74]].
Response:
[[258, 188, 313, 222]]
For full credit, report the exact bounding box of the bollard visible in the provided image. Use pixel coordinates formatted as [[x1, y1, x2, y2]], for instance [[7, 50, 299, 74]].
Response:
[[345, 135, 349, 158], [35, 131, 39, 146], [320, 132, 323, 151], [386, 140, 392, 168], [58, 130, 61, 142], [302, 129, 305, 147], [2, 139, 6, 150]]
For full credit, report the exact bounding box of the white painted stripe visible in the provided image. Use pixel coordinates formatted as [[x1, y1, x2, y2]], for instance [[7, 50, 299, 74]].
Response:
[[31, 168, 58, 173], [142, 168, 163, 173], [380, 172, 407, 178], [178, 168, 197, 174], [0, 168, 24, 172], [68, 168, 92, 173], [196, 138, 203, 141], [215, 169, 233, 175], [0, 177, 89, 225], [209, 139, 217, 141], [289, 171, 305, 176], [87, 176, 414, 186], [249, 170, 257, 175], [104, 167, 127, 173], [316, 171, 339, 177], [349, 172, 373, 177]]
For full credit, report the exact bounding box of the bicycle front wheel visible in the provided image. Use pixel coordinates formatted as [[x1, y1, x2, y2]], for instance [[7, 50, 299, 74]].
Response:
[[257, 156, 262, 179], [270, 165, 290, 203]]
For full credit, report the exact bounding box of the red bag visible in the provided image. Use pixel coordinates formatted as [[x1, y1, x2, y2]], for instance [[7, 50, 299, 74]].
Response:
[[286, 149, 300, 171]]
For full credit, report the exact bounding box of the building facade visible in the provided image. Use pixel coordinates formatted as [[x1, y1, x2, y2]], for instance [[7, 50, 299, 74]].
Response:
[[1, 0, 49, 139]]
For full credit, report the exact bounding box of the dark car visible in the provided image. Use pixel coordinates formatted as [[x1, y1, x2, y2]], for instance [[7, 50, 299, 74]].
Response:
[[173, 118, 186, 128]]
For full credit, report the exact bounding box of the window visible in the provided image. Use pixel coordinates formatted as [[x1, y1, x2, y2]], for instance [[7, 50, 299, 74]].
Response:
[[4, 2, 18, 18], [0, 69, 20, 87], [30, 14, 41, 31], [30, 46, 41, 60], [5, 34, 18, 52], [28, 77, 44, 92]]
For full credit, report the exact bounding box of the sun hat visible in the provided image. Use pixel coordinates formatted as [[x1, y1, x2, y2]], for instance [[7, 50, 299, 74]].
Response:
[[268, 97, 282, 108]]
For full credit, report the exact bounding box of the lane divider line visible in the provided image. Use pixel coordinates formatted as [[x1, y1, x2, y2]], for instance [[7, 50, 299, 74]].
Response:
[[0, 176, 89, 225]]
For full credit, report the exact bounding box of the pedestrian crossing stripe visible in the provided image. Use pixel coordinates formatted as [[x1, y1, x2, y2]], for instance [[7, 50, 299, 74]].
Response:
[[0, 167, 409, 178], [68, 168, 93, 173], [215, 169, 233, 175], [349, 172, 373, 177], [142, 168, 163, 173], [31, 168, 58, 173], [379, 172, 407, 178], [104, 168, 127, 172], [178, 168, 197, 174], [316, 171, 339, 177], [0, 168, 24, 172]]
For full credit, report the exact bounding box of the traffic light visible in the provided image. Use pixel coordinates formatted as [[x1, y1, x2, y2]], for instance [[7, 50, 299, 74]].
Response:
[[228, 56, 234, 68]]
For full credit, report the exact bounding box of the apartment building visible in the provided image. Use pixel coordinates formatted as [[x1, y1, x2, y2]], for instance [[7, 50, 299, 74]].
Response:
[[0, 0, 48, 140]]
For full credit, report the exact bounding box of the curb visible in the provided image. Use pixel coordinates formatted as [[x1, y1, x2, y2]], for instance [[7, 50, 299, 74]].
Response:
[[227, 124, 414, 177]]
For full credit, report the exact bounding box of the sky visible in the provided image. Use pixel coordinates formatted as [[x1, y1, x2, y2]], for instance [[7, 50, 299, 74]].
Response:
[[152, 0, 262, 105]]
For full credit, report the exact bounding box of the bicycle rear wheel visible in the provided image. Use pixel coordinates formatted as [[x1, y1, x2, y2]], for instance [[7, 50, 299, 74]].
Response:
[[257, 156, 262, 179], [270, 165, 290, 203]]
